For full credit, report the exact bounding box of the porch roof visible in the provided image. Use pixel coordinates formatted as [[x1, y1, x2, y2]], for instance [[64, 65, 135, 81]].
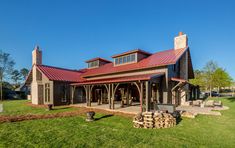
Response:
[[171, 77, 188, 83], [171, 77, 197, 87], [71, 72, 164, 86]]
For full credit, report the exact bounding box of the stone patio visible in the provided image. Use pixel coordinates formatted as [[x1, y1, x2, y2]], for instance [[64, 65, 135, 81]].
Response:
[[176, 105, 229, 116], [72, 102, 229, 116]]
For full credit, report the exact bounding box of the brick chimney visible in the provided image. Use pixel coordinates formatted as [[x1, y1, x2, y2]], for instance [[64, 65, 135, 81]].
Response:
[[174, 32, 188, 49], [32, 45, 42, 65]]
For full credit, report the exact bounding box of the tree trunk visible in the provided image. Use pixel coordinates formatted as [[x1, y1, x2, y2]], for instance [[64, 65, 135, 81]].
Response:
[[0, 77, 2, 102], [209, 84, 212, 98]]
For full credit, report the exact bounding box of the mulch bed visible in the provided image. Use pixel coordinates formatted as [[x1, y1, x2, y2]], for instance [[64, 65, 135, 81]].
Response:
[[0, 111, 84, 123], [0, 104, 134, 123]]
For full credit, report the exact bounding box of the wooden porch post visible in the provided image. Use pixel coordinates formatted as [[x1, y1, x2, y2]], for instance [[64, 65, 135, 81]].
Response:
[[108, 84, 111, 109], [71, 86, 76, 104], [127, 84, 129, 106], [111, 83, 114, 109], [88, 85, 91, 106], [83, 86, 89, 106], [140, 82, 143, 112], [156, 83, 159, 103], [145, 81, 150, 112]]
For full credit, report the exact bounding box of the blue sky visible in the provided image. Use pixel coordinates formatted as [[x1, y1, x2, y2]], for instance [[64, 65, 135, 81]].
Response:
[[0, 0, 234, 79]]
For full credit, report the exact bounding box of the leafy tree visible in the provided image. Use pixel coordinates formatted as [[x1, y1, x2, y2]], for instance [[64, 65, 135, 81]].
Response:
[[203, 61, 218, 97], [0, 50, 15, 101], [190, 60, 233, 97], [20, 68, 29, 80], [11, 70, 22, 89], [190, 70, 206, 90], [213, 68, 233, 92]]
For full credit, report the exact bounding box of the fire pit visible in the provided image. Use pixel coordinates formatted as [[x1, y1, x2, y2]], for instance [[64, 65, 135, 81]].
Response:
[[86, 111, 95, 122]]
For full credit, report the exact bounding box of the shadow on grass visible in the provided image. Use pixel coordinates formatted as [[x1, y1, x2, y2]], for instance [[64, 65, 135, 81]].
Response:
[[52, 107, 72, 110], [95, 114, 113, 121], [176, 117, 182, 124], [227, 97, 235, 102]]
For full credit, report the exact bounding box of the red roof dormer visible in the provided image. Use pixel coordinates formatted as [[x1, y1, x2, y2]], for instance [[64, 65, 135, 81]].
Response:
[[85, 57, 111, 69], [112, 49, 152, 66]]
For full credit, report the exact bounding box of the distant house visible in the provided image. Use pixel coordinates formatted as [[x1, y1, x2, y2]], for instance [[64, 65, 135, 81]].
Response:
[[25, 32, 199, 111]]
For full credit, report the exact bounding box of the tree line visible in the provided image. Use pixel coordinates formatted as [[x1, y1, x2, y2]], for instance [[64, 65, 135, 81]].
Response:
[[190, 60, 233, 97], [0, 50, 29, 101]]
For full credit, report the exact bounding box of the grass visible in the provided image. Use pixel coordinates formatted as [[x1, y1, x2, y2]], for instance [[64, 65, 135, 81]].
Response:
[[0, 100, 76, 116], [0, 97, 235, 147]]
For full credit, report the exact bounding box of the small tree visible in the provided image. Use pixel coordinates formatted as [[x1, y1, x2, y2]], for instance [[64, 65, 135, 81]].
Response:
[[20, 68, 29, 80], [11, 70, 22, 89], [213, 68, 233, 92], [0, 50, 15, 101], [203, 61, 218, 97]]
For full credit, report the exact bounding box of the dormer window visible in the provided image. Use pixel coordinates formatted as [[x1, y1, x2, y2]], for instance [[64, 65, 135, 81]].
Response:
[[114, 53, 137, 65], [131, 54, 136, 61], [112, 49, 151, 66], [86, 57, 111, 69], [88, 60, 99, 68]]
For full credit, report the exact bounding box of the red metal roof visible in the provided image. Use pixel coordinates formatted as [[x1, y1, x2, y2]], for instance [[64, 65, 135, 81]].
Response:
[[112, 49, 152, 58], [72, 72, 164, 85], [36, 65, 86, 82], [83, 47, 188, 77], [25, 47, 188, 84]]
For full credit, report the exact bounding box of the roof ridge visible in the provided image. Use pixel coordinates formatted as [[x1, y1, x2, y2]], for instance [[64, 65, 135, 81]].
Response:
[[38, 64, 81, 73]]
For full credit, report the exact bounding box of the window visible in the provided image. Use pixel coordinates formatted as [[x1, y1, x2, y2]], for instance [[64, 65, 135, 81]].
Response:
[[123, 56, 127, 63], [119, 57, 123, 64], [114, 53, 137, 65], [127, 55, 130, 62], [88, 60, 99, 68], [115, 58, 118, 64], [45, 83, 50, 103], [131, 54, 136, 62]]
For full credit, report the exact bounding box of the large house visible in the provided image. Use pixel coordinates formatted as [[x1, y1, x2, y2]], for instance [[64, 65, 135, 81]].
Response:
[[25, 32, 199, 112]]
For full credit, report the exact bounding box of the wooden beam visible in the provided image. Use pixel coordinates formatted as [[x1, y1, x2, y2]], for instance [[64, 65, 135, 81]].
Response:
[[108, 84, 111, 109], [71, 86, 76, 104], [112, 83, 120, 110], [140, 82, 143, 112], [145, 81, 150, 111], [111, 84, 114, 109]]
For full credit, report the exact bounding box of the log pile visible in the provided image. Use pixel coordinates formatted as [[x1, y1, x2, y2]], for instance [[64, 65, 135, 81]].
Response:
[[154, 112, 176, 128], [133, 111, 177, 129], [133, 113, 144, 128], [143, 112, 154, 128]]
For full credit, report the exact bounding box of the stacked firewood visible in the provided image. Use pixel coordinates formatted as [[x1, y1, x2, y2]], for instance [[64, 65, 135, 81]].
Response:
[[143, 112, 154, 128], [133, 111, 177, 129], [133, 113, 144, 128], [154, 112, 176, 128]]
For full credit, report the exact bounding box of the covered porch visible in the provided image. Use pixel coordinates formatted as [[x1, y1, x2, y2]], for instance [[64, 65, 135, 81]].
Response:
[[70, 72, 165, 112], [171, 77, 200, 106]]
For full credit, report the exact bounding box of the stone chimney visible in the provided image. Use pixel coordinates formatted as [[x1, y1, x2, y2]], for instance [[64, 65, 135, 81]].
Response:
[[174, 32, 188, 49], [32, 45, 42, 65]]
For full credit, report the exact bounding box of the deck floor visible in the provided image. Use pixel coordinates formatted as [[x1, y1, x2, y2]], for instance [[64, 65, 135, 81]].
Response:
[[71, 102, 141, 114], [72, 102, 229, 116]]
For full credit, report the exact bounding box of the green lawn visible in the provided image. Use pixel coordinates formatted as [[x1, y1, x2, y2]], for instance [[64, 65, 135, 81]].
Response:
[[0, 100, 76, 116], [0, 97, 235, 147]]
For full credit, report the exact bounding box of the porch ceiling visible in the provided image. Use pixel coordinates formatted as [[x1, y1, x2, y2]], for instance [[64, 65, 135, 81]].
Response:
[[71, 72, 164, 86]]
